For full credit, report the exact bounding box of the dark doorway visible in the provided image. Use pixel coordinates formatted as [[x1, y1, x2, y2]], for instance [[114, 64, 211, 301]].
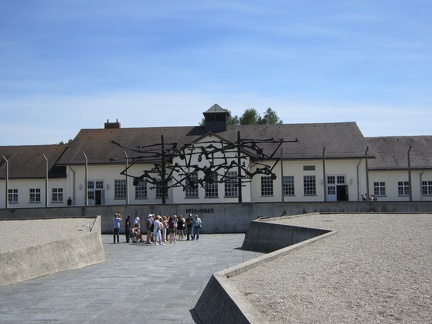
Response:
[[337, 185, 348, 201], [95, 190, 102, 205]]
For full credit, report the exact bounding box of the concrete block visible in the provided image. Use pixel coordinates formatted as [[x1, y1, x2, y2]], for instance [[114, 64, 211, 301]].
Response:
[[242, 217, 331, 253], [195, 273, 267, 324], [0, 216, 106, 287], [194, 215, 336, 323]]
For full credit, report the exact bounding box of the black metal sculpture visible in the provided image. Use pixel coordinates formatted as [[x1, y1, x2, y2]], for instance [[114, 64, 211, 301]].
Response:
[[111, 132, 298, 203]]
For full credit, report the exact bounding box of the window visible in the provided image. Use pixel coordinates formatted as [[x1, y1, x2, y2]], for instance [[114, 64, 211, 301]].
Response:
[[8, 189, 18, 203], [261, 176, 273, 196], [205, 173, 218, 198], [327, 186, 336, 195], [327, 176, 336, 195], [374, 182, 386, 196], [135, 180, 147, 199], [398, 181, 410, 196], [114, 179, 126, 199], [422, 181, 432, 195], [303, 175, 316, 195], [29, 188, 41, 203], [282, 176, 295, 196], [52, 188, 63, 202], [88, 180, 104, 189], [185, 172, 199, 198], [337, 176, 345, 184], [224, 171, 238, 197], [87, 180, 104, 205]]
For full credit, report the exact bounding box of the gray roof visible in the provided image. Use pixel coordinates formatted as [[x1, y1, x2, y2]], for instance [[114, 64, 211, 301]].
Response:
[[9, 123, 432, 178], [0, 145, 68, 179], [203, 103, 227, 114], [57, 122, 370, 165], [366, 136, 432, 170]]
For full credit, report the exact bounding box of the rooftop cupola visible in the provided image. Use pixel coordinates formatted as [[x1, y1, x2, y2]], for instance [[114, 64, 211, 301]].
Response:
[[203, 104, 229, 132], [104, 119, 121, 129]]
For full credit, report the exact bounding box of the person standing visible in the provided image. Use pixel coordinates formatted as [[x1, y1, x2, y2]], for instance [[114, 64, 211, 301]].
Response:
[[176, 215, 185, 240], [186, 214, 193, 241], [161, 216, 168, 244], [168, 216, 176, 244], [192, 214, 202, 240], [145, 214, 153, 244], [153, 216, 163, 246], [125, 214, 131, 243], [113, 213, 122, 244]]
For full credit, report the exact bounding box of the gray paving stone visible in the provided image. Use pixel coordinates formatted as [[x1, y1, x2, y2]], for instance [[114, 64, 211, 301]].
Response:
[[0, 234, 262, 323]]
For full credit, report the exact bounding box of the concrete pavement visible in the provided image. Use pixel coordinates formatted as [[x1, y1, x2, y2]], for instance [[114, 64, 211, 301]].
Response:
[[0, 234, 262, 323]]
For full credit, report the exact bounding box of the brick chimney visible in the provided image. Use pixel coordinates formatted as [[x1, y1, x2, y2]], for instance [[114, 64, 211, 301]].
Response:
[[104, 119, 121, 129]]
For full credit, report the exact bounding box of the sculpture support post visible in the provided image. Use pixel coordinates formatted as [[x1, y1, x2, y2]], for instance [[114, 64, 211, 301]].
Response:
[[83, 152, 88, 206], [365, 147, 369, 199], [161, 135, 167, 204], [408, 146, 412, 202], [237, 131, 242, 203], [42, 154, 48, 207], [124, 150, 129, 205], [2, 155, 8, 209]]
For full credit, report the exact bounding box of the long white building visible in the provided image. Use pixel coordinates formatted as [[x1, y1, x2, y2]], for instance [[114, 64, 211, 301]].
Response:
[[1, 104, 431, 209]]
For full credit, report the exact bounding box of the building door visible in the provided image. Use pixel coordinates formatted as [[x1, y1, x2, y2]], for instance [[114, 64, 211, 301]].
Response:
[[337, 184, 348, 201], [88, 180, 105, 205], [327, 175, 348, 202], [95, 190, 102, 205]]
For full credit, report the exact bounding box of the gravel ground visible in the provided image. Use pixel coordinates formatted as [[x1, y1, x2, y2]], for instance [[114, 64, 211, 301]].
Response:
[[1, 215, 431, 323], [0, 218, 95, 253], [230, 213, 432, 323]]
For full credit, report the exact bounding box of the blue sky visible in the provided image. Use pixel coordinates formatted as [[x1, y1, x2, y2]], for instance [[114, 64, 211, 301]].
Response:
[[1, 0, 431, 145]]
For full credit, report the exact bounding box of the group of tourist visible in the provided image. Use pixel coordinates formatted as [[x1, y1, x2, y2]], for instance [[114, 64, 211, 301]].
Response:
[[361, 193, 377, 201], [113, 213, 202, 245]]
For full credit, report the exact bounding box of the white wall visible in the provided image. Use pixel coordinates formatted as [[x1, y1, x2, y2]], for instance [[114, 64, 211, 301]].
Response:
[[66, 162, 174, 206], [0, 178, 68, 208], [368, 169, 432, 201], [250, 158, 367, 202], [1, 157, 431, 209]]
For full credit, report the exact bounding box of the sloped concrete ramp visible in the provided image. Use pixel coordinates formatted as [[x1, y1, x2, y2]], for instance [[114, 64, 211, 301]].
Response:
[[195, 213, 432, 323], [0, 216, 106, 287], [195, 215, 335, 323]]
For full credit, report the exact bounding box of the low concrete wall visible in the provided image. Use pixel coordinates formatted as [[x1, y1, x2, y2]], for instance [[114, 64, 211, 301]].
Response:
[[242, 216, 331, 253], [0, 201, 431, 234], [195, 273, 267, 324], [195, 215, 336, 323], [0, 216, 106, 287]]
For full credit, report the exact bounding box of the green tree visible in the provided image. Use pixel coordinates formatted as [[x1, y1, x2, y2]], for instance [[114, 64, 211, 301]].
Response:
[[227, 110, 240, 125], [199, 107, 282, 126], [259, 107, 283, 124], [58, 139, 74, 145], [240, 107, 282, 125], [239, 108, 260, 125]]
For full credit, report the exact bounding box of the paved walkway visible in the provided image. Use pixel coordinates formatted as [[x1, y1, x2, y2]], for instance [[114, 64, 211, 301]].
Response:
[[0, 234, 262, 323]]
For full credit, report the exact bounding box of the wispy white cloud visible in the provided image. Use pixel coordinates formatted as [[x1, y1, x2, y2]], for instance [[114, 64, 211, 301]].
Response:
[[3, 90, 430, 146], [0, 0, 431, 145]]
